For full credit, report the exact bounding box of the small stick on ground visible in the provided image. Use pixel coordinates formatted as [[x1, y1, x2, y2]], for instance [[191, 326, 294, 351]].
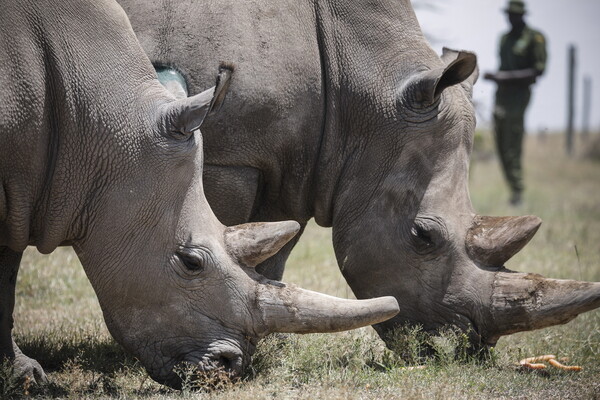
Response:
[[548, 358, 583, 371], [519, 355, 556, 364], [517, 354, 582, 372]]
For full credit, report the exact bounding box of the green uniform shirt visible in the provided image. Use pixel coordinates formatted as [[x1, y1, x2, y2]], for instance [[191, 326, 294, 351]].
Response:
[[499, 25, 547, 77]]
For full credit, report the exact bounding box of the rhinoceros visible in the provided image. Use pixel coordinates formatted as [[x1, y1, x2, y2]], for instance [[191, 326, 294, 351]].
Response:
[[0, 0, 400, 388], [119, 0, 600, 350]]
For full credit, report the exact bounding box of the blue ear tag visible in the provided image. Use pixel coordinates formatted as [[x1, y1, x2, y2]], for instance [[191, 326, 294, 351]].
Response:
[[155, 66, 188, 98]]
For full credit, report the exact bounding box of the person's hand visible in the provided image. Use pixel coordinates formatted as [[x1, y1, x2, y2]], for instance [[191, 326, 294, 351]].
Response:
[[483, 72, 497, 81]]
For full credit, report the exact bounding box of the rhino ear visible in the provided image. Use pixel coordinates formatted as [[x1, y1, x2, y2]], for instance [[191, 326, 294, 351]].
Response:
[[441, 48, 479, 86], [412, 49, 478, 105], [165, 64, 233, 139], [166, 87, 214, 139]]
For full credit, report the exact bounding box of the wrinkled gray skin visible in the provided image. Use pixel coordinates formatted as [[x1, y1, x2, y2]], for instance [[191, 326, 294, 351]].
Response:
[[0, 0, 400, 389], [120, 0, 600, 350]]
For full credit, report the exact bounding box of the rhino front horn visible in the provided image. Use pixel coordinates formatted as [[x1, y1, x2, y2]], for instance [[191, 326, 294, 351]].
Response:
[[484, 272, 600, 343], [257, 283, 400, 334], [466, 215, 542, 267], [224, 221, 300, 267]]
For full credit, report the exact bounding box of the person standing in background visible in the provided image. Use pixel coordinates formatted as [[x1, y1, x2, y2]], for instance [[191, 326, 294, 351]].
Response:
[[484, 0, 547, 206]]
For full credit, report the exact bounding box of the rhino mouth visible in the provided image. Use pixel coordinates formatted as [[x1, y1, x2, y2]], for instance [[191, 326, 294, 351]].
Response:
[[373, 308, 490, 355], [141, 337, 255, 389], [155, 355, 245, 390]]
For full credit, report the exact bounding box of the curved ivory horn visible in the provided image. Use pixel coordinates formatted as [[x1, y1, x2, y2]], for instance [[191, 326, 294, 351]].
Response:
[[224, 221, 300, 267], [466, 215, 542, 267], [483, 271, 600, 343], [256, 282, 400, 334]]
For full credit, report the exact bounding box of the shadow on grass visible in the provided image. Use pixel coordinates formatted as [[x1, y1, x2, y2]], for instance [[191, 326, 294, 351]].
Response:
[[11, 334, 179, 398], [18, 334, 134, 374], [8, 334, 166, 399]]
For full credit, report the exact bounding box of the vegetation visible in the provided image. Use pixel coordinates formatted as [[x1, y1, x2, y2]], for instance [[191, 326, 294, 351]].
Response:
[[4, 133, 599, 399]]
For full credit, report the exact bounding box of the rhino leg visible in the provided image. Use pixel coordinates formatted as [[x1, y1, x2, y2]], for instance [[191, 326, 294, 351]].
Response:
[[0, 247, 47, 384], [11, 339, 47, 385], [203, 165, 262, 226], [0, 247, 21, 360]]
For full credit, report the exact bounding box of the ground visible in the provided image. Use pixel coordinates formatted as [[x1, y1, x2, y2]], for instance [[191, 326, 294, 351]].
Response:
[[4, 132, 599, 399]]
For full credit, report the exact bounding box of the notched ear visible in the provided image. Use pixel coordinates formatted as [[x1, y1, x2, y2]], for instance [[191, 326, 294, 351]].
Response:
[[411, 49, 478, 106], [165, 64, 234, 139]]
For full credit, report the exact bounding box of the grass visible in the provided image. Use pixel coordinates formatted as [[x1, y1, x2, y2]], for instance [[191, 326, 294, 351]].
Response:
[[5, 132, 600, 399]]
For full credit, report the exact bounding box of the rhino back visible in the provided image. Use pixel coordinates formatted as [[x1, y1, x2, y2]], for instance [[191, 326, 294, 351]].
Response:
[[121, 0, 440, 225]]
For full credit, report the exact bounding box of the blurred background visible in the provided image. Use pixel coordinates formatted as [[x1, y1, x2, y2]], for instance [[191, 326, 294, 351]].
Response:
[[414, 0, 600, 135]]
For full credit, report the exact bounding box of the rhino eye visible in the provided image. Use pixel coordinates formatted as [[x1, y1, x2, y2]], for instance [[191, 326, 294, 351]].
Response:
[[177, 247, 214, 272], [411, 224, 433, 247], [179, 252, 204, 271], [409, 216, 449, 255]]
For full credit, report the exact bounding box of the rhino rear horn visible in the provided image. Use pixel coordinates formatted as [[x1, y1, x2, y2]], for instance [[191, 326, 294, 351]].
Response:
[[466, 215, 542, 267], [224, 221, 300, 267], [413, 50, 477, 105]]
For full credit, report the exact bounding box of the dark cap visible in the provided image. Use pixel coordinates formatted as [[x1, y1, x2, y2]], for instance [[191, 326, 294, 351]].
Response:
[[504, 0, 526, 15]]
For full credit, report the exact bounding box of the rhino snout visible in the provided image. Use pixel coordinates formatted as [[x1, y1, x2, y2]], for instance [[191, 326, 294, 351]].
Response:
[[145, 339, 252, 389], [207, 348, 245, 376]]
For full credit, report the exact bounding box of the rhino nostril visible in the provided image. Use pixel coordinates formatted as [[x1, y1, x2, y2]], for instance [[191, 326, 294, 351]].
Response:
[[218, 356, 232, 370], [214, 352, 243, 375]]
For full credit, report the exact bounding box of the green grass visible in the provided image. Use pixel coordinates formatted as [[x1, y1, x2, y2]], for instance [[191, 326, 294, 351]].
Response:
[[5, 133, 600, 399]]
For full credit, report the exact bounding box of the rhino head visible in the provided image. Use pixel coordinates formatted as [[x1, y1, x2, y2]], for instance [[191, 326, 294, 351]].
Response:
[[328, 48, 600, 350], [66, 73, 398, 387]]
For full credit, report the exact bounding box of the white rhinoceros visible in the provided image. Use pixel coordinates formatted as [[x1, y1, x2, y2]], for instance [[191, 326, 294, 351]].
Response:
[[0, 0, 399, 388], [119, 0, 600, 350]]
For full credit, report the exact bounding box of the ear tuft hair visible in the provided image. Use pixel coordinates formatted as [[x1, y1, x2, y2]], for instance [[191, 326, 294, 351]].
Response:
[[210, 63, 234, 114], [219, 61, 235, 72]]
